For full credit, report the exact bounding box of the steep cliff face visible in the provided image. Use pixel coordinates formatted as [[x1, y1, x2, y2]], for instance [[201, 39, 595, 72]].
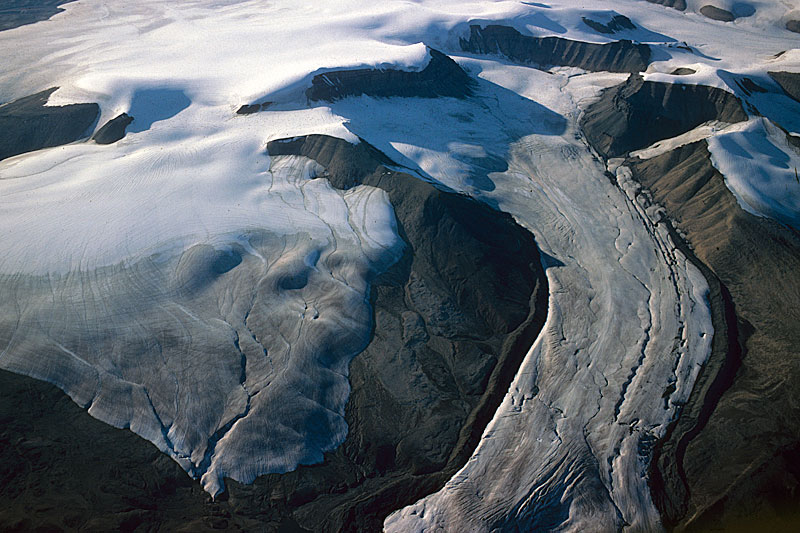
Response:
[[0, 88, 99, 161], [769, 71, 800, 103], [643, 0, 686, 10], [459, 24, 651, 73], [623, 142, 800, 531], [580, 74, 747, 158], [306, 48, 474, 102]]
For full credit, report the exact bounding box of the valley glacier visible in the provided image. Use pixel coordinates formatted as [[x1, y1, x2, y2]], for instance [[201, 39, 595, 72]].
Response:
[[1, 0, 799, 531]]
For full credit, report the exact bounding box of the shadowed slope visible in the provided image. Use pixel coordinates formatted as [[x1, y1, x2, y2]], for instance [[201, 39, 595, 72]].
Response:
[[306, 48, 474, 102], [460, 24, 652, 73], [581, 74, 747, 158], [0, 88, 98, 161]]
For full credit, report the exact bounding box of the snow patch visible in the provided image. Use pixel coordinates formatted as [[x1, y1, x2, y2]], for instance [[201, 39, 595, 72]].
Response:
[[708, 117, 800, 229]]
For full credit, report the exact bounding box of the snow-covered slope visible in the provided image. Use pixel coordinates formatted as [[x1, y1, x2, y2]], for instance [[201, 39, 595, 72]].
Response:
[[1, 0, 799, 530], [708, 118, 800, 230]]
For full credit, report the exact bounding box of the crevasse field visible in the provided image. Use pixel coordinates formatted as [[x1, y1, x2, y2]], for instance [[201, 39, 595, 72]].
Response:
[[1, 0, 799, 531]]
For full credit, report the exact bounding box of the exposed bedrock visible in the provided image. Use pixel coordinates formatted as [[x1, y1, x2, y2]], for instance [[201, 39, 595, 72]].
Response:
[[306, 48, 474, 102], [256, 134, 548, 532], [768, 71, 800, 103], [581, 73, 747, 158], [581, 14, 636, 35], [236, 101, 272, 114], [643, 0, 687, 10], [93, 112, 134, 144], [699, 5, 736, 22], [459, 24, 651, 73], [623, 142, 800, 530], [0, 87, 99, 161], [0, 0, 75, 32], [788, 20, 800, 34]]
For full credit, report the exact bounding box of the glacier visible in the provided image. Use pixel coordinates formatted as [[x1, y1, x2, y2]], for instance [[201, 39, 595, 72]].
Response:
[[1, 0, 799, 531]]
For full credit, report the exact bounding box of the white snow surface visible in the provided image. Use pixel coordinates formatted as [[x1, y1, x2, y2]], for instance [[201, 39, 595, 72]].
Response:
[[0, 0, 797, 528], [708, 118, 800, 230]]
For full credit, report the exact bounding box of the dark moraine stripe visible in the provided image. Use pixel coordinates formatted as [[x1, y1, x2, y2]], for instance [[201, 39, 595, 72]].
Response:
[[622, 141, 800, 531]]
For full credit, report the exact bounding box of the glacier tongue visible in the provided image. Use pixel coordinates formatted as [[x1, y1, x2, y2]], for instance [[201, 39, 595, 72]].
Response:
[[380, 65, 713, 531], [0, 153, 404, 497]]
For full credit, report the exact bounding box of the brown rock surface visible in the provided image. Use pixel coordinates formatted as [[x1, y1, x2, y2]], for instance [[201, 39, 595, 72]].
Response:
[[769, 71, 800, 103], [581, 74, 747, 158], [700, 5, 736, 22]]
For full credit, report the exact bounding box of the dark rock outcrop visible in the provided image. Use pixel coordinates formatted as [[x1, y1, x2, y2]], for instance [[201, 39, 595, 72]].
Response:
[[306, 48, 474, 102], [580, 74, 747, 158], [0, 87, 99, 162], [671, 67, 697, 75], [621, 142, 800, 531], [260, 134, 548, 532], [700, 5, 736, 22], [736, 76, 768, 95], [236, 102, 272, 114], [459, 24, 651, 73], [93, 113, 133, 144], [0, 0, 75, 32], [582, 14, 636, 34], [788, 20, 800, 34], [0, 368, 218, 532], [768, 71, 800, 102], [643, 0, 687, 10]]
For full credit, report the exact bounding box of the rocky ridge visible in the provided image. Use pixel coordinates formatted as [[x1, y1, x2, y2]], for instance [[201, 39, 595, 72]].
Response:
[[459, 24, 652, 73]]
